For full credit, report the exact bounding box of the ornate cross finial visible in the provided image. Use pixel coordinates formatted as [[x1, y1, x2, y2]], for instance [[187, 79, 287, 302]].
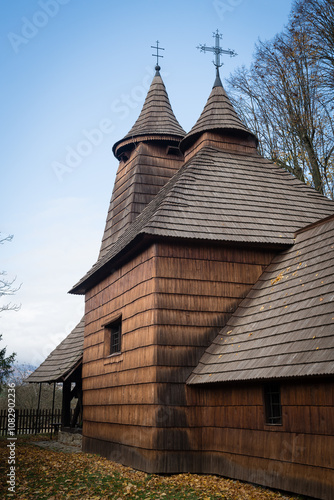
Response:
[[151, 40, 165, 72], [197, 30, 236, 70]]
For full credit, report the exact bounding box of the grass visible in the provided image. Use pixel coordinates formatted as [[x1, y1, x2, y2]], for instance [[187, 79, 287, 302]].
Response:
[[0, 434, 308, 499]]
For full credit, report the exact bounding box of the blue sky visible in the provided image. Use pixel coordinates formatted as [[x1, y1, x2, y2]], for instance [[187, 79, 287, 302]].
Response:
[[1, 0, 294, 366]]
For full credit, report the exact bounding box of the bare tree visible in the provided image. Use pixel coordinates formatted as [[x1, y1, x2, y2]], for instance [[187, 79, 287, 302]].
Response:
[[294, 0, 334, 98], [0, 234, 21, 313], [227, 1, 334, 198], [0, 364, 62, 410]]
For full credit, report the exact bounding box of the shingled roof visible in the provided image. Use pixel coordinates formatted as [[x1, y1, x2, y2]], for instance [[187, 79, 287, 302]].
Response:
[[70, 143, 334, 294], [113, 67, 185, 158], [26, 318, 84, 383], [99, 67, 186, 261], [187, 215, 334, 384], [180, 76, 257, 153]]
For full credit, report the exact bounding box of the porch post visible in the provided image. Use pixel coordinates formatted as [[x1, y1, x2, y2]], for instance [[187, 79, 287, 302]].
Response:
[[62, 379, 71, 428]]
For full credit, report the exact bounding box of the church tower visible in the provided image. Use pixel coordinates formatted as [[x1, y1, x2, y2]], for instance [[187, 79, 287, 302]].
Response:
[[99, 44, 185, 259]]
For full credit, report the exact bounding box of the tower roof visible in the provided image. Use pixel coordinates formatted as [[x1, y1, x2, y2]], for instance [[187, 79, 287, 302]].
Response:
[[180, 76, 257, 153], [70, 145, 334, 295], [113, 69, 185, 158]]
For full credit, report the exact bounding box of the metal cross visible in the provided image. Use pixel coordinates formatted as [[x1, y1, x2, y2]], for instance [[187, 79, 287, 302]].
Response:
[[197, 30, 236, 68], [151, 40, 165, 68]]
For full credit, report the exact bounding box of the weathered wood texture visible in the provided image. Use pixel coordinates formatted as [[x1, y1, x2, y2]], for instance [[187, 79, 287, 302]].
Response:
[[180, 379, 334, 500], [82, 241, 276, 469], [82, 239, 334, 498], [180, 82, 257, 154], [99, 141, 184, 259], [112, 71, 185, 158], [83, 244, 158, 458], [183, 130, 257, 163]]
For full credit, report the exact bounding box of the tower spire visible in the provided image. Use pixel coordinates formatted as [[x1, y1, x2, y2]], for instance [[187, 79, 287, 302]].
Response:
[[197, 30, 236, 84], [151, 40, 165, 74]]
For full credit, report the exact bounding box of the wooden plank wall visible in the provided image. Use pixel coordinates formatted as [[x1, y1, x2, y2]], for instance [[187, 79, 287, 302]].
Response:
[[183, 131, 257, 163], [82, 240, 276, 471], [154, 242, 276, 386], [183, 379, 334, 500], [147, 242, 333, 499], [83, 244, 159, 468], [99, 141, 184, 258], [151, 242, 275, 473], [150, 241, 276, 469]]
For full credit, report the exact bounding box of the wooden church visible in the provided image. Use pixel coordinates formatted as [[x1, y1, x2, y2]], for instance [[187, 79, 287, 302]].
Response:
[[28, 35, 334, 499]]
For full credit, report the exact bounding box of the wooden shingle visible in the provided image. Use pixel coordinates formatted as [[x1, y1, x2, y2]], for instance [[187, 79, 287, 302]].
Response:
[[71, 147, 334, 294], [180, 79, 257, 153], [187, 216, 334, 384], [112, 69, 185, 158], [99, 70, 185, 260]]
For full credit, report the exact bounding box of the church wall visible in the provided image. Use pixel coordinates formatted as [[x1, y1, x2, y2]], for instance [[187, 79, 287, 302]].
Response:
[[82, 240, 277, 470], [151, 241, 277, 467], [80, 228, 334, 498], [183, 378, 334, 500], [82, 243, 160, 468], [154, 242, 276, 384]]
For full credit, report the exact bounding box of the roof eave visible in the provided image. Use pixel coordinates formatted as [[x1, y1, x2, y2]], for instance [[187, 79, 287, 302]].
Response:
[[187, 371, 334, 386], [112, 133, 185, 159], [70, 231, 292, 296]]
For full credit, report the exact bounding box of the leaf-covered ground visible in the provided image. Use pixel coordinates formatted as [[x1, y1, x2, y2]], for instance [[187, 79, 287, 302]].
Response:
[[0, 435, 308, 499]]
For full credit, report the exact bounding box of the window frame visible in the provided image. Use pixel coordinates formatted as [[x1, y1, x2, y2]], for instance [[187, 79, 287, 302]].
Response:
[[104, 316, 122, 357], [263, 382, 282, 426]]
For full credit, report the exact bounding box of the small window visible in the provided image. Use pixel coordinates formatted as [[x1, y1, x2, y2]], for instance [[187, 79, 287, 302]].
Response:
[[166, 146, 182, 156], [105, 317, 122, 356], [264, 383, 282, 425]]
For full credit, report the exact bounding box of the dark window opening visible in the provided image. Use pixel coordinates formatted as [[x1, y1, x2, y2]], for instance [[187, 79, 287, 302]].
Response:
[[106, 317, 122, 355], [166, 146, 182, 156], [120, 152, 129, 162], [264, 383, 282, 425]]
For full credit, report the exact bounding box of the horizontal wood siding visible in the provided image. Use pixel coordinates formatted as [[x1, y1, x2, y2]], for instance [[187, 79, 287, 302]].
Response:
[[155, 242, 275, 386], [83, 244, 159, 468], [83, 241, 276, 470], [183, 379, 334, 499], [150, 242, 333, 498]]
